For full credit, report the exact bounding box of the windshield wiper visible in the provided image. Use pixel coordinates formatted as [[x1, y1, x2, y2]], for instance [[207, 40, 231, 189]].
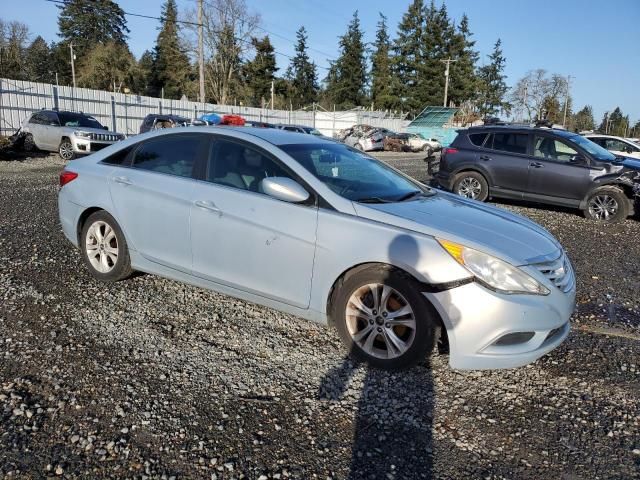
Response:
[[356, 196, 395, 203], [395, 190, 425, 202]]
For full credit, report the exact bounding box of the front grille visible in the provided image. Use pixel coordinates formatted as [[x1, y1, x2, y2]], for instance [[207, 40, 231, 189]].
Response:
[[89, 133, 120, 142], [533, 253, 574, 293]]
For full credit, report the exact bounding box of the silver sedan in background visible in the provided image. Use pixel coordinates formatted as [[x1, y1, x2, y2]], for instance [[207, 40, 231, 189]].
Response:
[[58, 127, 575, 370]]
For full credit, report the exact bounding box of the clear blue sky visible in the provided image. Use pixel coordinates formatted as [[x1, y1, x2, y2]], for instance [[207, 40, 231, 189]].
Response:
[[3, 0, 639, 122]]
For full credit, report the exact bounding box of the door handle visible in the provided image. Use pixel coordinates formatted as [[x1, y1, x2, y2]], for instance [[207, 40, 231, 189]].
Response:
[[194, 200, 221, 214], [113, 176, 133, 185], [530, 162, 544, 168], [480, 155, 491, 161]]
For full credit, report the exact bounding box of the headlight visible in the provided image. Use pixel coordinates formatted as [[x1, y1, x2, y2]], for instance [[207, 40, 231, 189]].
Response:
[[74, 131, 91, 138], [438, 239, 550, 295]]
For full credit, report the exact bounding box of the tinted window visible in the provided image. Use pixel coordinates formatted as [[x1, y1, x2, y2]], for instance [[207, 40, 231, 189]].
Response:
[[533, 136, 578, 162], [606, 139, 638, 152], [29, 113, 46, 125], [206, 139, 294, 193], [588, 137, 606, 147], [58, 112, 103, 129], [280, 143, 421, 202], [132, 135, 203, 178], [469, 133, 488, 146], [102, 146, 132, 166], [490, 133, 528, 154], [43, 111, 60, 125]]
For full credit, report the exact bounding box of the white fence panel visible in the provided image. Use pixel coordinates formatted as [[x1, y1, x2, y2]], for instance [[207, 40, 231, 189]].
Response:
[[1, 78, 407, 138]]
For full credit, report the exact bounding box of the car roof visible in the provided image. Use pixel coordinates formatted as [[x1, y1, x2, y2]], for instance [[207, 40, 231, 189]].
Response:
[[584, 134, 625, 140], [465, 125, 577, 138], [225, 126, 329, 145]]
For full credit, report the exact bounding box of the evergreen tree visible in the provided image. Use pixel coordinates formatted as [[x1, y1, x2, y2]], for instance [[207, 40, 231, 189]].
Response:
[[392, 0, 424, 113], [286, 27, 318, 108], [476, 39, 509, 118], [600, 107, 629, 137], [324, 11, 367, 109], [24, 36, 52, 83], [446, 14, 478, 107], [49, 41, 72, 85], [57, 0, 129, 55], [371, 13, 397, 110], [137, 50, 155, 95], [418, 2, 451, 108], [150, 0, 192, 99], [242, 36, 278, 107], [572, 105, 595, 132]]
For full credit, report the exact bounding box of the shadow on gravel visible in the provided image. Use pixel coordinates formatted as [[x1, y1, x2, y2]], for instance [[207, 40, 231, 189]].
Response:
[[318, 358, 434, 479]]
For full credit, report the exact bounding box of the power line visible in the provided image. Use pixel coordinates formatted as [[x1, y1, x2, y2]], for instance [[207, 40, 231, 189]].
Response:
[[44, 0, 330, 69]]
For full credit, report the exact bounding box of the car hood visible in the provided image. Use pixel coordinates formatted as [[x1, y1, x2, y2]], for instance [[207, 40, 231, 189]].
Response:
[[619, 157, 640, 171], [353, 191, 561, 266]]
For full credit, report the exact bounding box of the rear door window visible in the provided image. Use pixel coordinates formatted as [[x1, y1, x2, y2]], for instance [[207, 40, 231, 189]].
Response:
[[131, 134, 205, 178], [469, 133, 488, 146], [489, 133, 529, 154]]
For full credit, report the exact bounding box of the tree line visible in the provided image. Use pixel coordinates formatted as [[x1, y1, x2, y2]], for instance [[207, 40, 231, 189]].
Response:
[[0, 0, 636, 134]]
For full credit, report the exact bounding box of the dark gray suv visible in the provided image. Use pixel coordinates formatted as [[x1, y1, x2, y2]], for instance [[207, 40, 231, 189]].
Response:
[[436, 126, 640, 222]]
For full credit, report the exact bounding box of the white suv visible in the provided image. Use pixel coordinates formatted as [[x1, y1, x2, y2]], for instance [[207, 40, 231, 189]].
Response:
[[21, 110, 124, 160]]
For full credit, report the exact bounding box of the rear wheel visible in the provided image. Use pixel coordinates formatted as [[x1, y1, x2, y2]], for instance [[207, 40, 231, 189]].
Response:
[[80, 211, 133, 282], [332, 266, 438, 370], [59, 138, 75, 160], [453, 171, 489, 201], [583, 187, 629, 222]]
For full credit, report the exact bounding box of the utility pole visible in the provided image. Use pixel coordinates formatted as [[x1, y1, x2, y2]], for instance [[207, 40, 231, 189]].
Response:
[[562, 75, 573, 128], [441, 58, 457, 108], [270, 80, 275, 110], [197, 0, 205, 104], [69, 42, 76, 89]]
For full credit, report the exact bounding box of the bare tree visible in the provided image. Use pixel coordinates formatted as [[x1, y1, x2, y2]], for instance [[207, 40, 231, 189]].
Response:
[[184, 0, 260, 105], [510, 69, 567, 122]]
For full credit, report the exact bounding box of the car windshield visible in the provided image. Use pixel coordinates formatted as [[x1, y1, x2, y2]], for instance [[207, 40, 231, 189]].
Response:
[[58, 112, 104, 129], [568, 134, 616, 161], [280, 142, 427, 202]]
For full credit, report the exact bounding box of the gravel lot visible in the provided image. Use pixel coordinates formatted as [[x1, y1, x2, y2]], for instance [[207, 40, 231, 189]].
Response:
[[1, 152, 639, 479]]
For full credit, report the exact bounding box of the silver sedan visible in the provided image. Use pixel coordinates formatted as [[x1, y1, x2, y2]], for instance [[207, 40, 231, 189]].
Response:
[[58, 127, 575, 370]]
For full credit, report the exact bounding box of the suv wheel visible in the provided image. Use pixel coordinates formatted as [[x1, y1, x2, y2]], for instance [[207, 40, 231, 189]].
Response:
[[332, 266, 438, 370], [584, 187, 629, 222], [453, 171, 489, 201], [59, 139, 76, 160]]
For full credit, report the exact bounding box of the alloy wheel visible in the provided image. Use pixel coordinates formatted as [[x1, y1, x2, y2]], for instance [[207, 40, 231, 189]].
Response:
[[345, 283, 417, 359], [457, 177, 482, 199], [85, 220, 118, 273], [588, 194, 618, 220], [59, 141, 74, 160]]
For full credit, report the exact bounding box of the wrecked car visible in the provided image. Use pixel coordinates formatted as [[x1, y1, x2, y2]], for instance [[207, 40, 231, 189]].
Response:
[[437, 125, 640, 222], [337, 124, 385, 152]]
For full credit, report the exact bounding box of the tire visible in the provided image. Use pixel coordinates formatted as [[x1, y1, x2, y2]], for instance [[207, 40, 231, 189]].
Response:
[[23, 133, 36, 152], [422, 144, 432, 156], [583, 186, 630, 223], [59, 138, 76, 160], [452, 171, 489, 201], [80, 211, 133, 282], [331, 265, 439, 370]]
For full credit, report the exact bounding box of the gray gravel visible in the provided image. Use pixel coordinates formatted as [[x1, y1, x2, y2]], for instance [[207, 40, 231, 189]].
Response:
[[0, 153, 639, 479]]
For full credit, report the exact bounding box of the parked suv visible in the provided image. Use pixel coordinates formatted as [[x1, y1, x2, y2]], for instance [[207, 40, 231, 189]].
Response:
[[22, 110, 124, 160], [436, 126, 640, 222]]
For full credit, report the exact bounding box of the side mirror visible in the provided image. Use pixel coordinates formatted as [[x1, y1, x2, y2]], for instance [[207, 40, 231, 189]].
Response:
[[570, 154, 586, 164], [261, 177, 310, 203]]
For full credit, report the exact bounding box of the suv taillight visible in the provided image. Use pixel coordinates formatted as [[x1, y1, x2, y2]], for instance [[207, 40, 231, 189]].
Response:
[[443, 147, 458, 156], [59, 170, 78, 187]]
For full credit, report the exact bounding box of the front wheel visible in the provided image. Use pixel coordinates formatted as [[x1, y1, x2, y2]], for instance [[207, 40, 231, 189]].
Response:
[[452, 171, 489, 201], [583, 187, 629, 222], [23, 133, 36, 152], [59, 139, 76, 160], [80, 211, 133, 282], [332, 266, 438, 370]]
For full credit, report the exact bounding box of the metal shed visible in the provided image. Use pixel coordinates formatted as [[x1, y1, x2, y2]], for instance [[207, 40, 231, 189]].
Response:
[[407, 106, 459, 147]]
